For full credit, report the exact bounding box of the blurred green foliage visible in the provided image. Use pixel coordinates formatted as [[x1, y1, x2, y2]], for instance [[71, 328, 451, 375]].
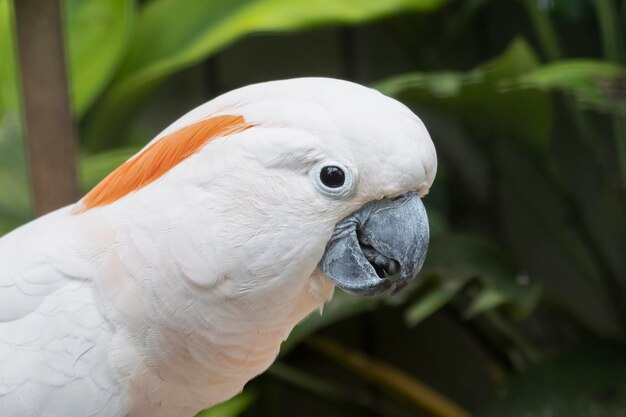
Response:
[[377, 39, 553, 151], [2, 0, 626, 416], [66, 0, 135, 116], [83, 0, 450, 150], [0, 0, 28, 231]]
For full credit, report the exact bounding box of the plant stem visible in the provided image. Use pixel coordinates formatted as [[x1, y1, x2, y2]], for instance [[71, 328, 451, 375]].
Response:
[[307, 337, 474, 417], [522, 0, 601, 154], [522, 0, 561, 61], [593, 0, 625, 65]]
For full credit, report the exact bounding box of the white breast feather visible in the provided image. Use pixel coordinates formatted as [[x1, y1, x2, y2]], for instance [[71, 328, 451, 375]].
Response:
[[0, 208, 128, 417]]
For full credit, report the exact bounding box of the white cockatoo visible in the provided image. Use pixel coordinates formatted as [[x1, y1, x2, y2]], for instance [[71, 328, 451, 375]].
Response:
[[0, 78, 436, 417]]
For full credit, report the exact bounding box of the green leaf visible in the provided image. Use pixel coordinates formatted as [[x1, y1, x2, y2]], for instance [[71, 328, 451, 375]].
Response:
[[478, 342, 626, 417], [405, 286, 457, 326], [0, 0, 19, 117], [464, 288, 507, 318], [124, 0, 449, 80], [284, 234, 536, 349], [400, 234, 542, 327], [0, 0, 137, 231], [0, 119, 30, 235], [0, 0, 31, 235], [417, 234, 542, 321], [376, 38, 552, 150], [83, 0, 450, 150], [65, 0, 136, 116], [521, 60, 626, 112], [195, 391, 256, 417]]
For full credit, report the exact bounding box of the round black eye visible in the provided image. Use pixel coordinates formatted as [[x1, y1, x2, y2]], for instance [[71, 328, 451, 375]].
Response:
[[320, 166, 345, 188]]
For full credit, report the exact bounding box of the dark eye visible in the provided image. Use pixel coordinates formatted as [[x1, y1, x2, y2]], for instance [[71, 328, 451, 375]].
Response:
[[320, 166, 345, 188]]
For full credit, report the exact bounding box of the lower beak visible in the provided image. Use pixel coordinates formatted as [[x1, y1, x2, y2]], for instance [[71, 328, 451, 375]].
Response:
[[319, 192, 429, 296]]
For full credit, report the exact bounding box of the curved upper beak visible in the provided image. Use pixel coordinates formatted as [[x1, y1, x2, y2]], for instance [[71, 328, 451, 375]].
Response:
[[319, 192, 429, 296]]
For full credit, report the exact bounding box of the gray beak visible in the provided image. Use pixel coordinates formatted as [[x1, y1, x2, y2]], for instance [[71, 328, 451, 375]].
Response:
[[319, 192, 429, 296]]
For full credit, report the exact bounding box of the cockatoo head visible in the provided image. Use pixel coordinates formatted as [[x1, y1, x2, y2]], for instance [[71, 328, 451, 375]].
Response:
[[79, 77, 436, 298]]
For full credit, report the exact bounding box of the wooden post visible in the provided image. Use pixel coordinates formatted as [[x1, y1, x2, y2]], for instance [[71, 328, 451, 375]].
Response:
[[14, 0, 79, 216]]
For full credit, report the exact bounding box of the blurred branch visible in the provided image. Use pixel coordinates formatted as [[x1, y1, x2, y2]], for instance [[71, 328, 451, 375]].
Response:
[[307, 336, 473, 417], [14, 0, 79, 215]]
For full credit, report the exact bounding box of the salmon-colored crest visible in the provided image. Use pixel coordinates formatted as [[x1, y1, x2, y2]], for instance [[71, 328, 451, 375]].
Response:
[[76, 115, 251, 213]]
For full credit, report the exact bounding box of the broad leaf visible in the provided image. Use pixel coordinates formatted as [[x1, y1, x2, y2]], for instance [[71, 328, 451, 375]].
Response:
[[83, 0, 450, 150], [405, 234, 542, 326], [0, 0, 19, 118], [376, 38, 552, 150], [0, 119, 29, 235], [0, 0, 30, 235], [521, 60, 626, 112], [0, 0, 137, 233], [65, 0, 136, 116], [405, 286, 456, 326]]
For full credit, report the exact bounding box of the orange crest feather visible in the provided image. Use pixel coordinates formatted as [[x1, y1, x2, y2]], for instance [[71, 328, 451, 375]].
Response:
[[76, 114, 251, 213]]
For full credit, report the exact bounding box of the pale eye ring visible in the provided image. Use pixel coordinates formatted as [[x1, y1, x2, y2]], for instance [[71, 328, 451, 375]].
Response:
[[311, 161, 356, 198]]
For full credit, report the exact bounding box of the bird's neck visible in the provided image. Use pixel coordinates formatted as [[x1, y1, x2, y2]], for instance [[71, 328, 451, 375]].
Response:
[[103, 262, 334, 417]]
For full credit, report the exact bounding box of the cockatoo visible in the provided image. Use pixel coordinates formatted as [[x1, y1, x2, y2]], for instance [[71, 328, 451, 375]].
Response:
[[0, 78, 436, 417]]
